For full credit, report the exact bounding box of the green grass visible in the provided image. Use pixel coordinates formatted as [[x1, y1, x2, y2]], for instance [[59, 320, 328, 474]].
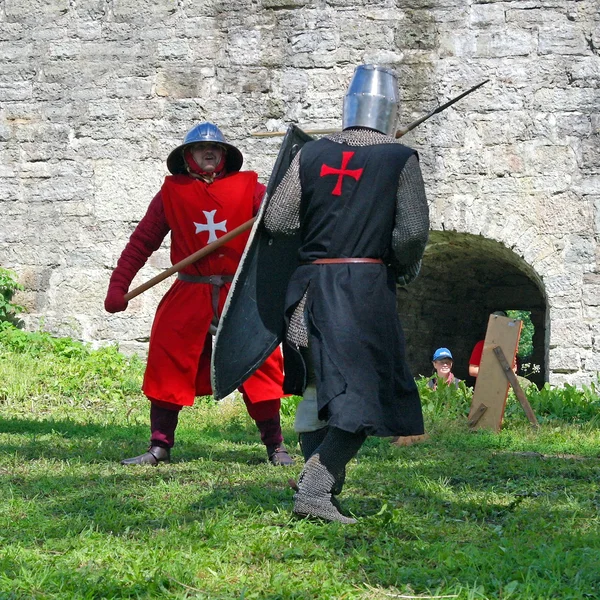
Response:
[[1, 327, 599, 599]]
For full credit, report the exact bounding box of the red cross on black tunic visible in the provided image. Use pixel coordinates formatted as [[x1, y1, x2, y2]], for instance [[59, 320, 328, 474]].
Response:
[[319, 151, 364, 196]]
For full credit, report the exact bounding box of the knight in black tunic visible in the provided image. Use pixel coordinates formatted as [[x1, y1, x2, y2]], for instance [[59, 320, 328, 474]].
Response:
[[264, 65, 430, 523]]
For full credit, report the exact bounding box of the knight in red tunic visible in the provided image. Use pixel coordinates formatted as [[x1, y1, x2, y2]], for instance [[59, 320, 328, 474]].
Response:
[[104, 122, 293, 466]]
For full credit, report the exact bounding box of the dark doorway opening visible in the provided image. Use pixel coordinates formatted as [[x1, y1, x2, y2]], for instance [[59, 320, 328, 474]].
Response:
[[397, 231, 548, 389]]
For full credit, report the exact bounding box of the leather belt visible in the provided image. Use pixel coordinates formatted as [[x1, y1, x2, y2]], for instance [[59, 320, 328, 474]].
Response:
[[301, 258, 384, 265], [177, 273, 234, 334]]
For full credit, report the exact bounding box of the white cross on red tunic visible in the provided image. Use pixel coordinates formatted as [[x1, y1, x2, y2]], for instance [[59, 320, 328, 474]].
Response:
[[194, 209, 227, 243]]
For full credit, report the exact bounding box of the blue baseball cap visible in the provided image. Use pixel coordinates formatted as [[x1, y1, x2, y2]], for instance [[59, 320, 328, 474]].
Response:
[[432, 348, 453, 361]]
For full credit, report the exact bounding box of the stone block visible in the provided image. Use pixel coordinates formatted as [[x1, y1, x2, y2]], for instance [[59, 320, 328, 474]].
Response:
[[543, 272, 582, 299], [551, 318, 591, 348], [155, 69, 213, 99], [468, 28, 537, 58], [123, 100, 164, 120], [583, 303, 600, 319], [108, 78, 155, 100], [262, 0, 310, 8], [538, 22, 589, 55], [112, 0, 178, 21], [0, 41, 35, 63], [549, 372, 594, 387], [157, 40, 191, 61], [567, 56, 600, 85], [538, 192, 594, 235], [548, 347, 581, 373], [17, 266, 53, 292], [506, 8, 564, 26], [470, 3, 506, 26], [218, 68, 271, 94], [524, 143, 578, 177], [554, 112, 593, 138], [533, 87, 599, 113], [578, 137, 600, 171], [0, 82, 32, 102], [520, 236, 559, 271], [4, 0, 69, 20]]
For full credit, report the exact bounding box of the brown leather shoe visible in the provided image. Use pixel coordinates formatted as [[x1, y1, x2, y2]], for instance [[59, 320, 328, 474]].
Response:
[[267, 443, 294, 466], [120, 446, 170, 466]]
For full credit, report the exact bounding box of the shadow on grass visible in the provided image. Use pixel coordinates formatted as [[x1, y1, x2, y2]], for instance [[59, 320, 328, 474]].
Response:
[[4, 471, 297, 536], [0, 415, 297, 465]]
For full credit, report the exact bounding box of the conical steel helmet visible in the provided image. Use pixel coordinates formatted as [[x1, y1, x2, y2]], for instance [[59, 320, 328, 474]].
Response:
[[166, 122, 244, 175], [342, 65, 399, 136]]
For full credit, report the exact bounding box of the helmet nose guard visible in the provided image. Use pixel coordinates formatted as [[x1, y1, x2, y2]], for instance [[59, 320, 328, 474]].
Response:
[[167, 122, 244, 175], [342, 64, 399, 137]]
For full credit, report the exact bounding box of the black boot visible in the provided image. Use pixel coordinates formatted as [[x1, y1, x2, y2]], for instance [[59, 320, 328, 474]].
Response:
[[120, 445, 170, 466], [266, 443, 294, 466]]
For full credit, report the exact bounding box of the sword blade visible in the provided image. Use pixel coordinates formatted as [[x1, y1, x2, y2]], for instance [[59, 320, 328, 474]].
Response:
[[395, 79, 489, 138]]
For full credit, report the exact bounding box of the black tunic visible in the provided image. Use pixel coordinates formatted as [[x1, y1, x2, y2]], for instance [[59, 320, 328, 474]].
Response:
[[282, 137, 425, 437]]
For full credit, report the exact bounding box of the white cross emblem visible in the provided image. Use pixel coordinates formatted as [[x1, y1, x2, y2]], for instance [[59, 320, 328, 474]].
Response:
[[194, 210, 227, 243]]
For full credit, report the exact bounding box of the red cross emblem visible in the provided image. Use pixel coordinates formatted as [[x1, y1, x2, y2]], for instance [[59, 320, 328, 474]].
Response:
[[319, 151, 363, 196]]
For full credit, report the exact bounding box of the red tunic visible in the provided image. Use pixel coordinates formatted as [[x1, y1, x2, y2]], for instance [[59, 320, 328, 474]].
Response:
[[139, 172, 284, 407]]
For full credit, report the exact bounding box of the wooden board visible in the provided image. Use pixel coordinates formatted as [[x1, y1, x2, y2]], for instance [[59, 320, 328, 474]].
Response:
[[468, 314, 522, 432]]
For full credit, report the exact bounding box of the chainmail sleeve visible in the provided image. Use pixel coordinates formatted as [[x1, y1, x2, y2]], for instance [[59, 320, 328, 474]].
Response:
[[392, 153, 430, 285], [263, 150, 302, 236], [262, 150, 308, 346]]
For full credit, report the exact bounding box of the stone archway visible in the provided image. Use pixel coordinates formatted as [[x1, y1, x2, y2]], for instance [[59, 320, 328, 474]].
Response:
[[397, 231, 548, 388]]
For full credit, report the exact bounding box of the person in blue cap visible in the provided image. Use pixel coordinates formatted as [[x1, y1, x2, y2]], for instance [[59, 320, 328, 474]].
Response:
[[427, 348, 461, 390]]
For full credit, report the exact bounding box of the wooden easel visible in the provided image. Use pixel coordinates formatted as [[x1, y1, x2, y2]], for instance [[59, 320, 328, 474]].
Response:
[[467, 314, 539, 432]]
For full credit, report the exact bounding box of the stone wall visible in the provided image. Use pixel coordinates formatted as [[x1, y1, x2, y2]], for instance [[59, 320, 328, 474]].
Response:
[[0, 0, 598, 385]]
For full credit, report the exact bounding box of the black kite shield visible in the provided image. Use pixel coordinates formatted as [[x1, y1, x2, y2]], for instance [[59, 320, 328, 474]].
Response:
[[211, 125, 314, 399]]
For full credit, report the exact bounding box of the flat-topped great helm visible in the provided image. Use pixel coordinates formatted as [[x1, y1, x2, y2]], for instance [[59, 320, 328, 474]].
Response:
[[342, 64, 399, 137], [166, 122, 244, 175]]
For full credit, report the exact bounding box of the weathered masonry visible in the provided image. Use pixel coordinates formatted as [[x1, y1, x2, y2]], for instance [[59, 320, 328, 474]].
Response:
[[0, 0, 598, 387]]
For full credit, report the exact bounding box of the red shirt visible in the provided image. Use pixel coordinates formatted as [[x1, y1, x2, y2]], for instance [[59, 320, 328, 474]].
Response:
[[469, 340, 485, 367]]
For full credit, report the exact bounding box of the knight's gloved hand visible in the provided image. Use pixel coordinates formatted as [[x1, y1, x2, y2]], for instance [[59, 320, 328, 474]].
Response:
[[104, 287, 128, 313], [395, 260, 422, 287], [396, 270, 418, 286]]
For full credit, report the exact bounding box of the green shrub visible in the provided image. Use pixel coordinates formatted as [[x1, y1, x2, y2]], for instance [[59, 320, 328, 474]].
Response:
[[506, 377, 600, 424], [416, 376, 472, 421], [0, 320, 87, 358], [280, 394, 302, 417], [417, 373, 600, 426], [0, 322, 145, 408], [0, 267, 24, 324]]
